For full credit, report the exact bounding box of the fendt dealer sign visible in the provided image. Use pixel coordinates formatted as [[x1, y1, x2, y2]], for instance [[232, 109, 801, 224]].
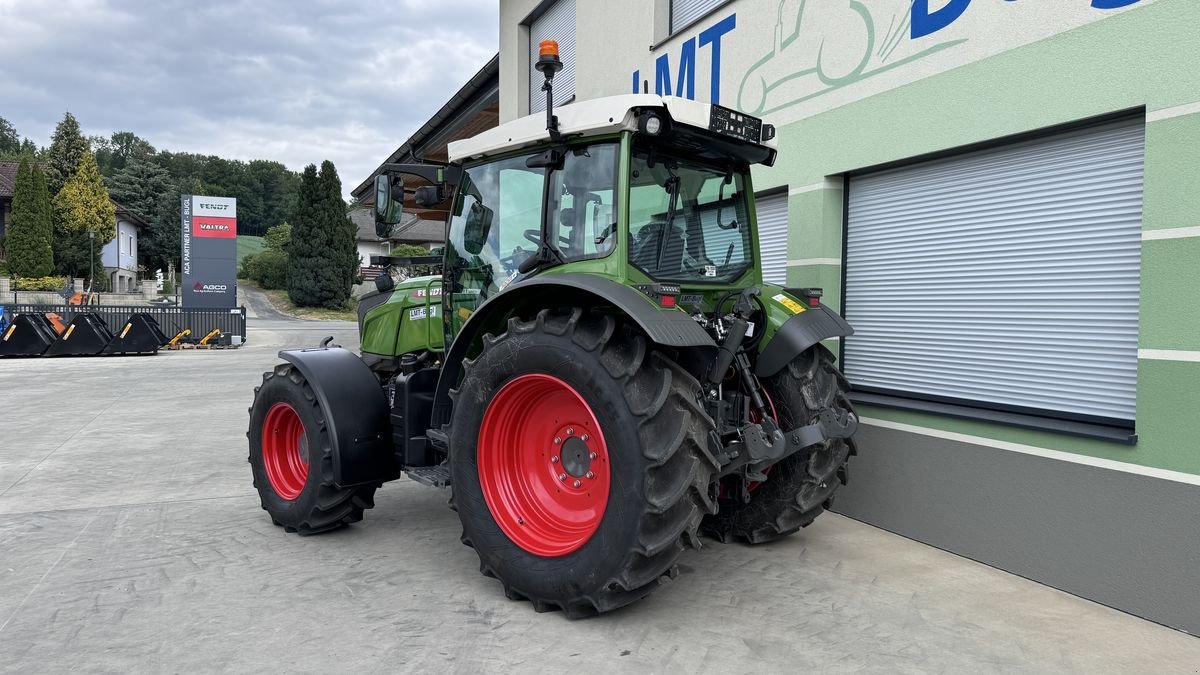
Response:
[[180, 195, 237, 308]]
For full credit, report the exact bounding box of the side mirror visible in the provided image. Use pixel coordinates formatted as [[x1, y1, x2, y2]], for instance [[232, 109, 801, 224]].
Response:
[[374, 174, 403, 237], [462, 202, 494, 255]]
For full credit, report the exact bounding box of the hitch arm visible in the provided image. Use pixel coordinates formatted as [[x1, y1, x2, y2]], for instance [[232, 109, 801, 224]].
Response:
[[716, 407, 859, 478]]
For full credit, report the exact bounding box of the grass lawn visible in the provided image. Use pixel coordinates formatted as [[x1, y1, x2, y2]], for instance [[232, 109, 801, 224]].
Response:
[[237, 235, 265, 263]]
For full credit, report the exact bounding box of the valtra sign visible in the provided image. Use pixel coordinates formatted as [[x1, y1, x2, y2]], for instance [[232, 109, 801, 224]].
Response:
[[181, 195, 238, 308]]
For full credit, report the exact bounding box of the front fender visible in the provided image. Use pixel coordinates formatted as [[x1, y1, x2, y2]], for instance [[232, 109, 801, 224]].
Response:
[[278, 347, 399, 487], [755, 290, 853, 377]]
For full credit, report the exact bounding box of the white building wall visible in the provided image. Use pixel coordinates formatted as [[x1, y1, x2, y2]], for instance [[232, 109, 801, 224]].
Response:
[[501, 0, 1157, 128]]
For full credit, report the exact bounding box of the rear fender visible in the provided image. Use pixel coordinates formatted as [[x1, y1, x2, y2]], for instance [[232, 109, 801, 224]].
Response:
[[431, 274, 717, 428], [755, 291, 853, 377], [278, 347, 399, 487]]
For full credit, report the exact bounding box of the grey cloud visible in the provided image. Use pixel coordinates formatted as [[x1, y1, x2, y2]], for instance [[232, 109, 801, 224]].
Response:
[[0, 0, 498, 193]]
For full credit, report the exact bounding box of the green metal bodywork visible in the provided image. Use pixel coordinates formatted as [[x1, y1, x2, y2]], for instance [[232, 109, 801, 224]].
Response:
[[359, 275, 445, 358], [359, 130, 810, 360]]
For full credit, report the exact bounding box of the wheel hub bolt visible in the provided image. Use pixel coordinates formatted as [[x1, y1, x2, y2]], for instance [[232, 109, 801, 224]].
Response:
[[567, 427, 575, 435], [572, 479, 581, 488], [586, 471, 594, 479], [581, 434, 589, 442], [589, 452, 597, 460], [551, 456, 559, 463], [554, 437, 562, 445], [559, 473, 567, 481]]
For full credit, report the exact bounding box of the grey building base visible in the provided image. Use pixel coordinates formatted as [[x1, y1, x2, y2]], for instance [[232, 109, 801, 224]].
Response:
[[834, 422, 1200, 635]]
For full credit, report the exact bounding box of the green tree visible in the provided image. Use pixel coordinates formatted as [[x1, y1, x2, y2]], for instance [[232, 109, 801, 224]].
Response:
[[0, 117, 20, 154], [45, 112, 91, 195], [52, 152, 115, 278], [93, 131, 156, 176], [4, 159, 54, 277], [321, 161, 360, 293], [288, 162, 356, 308], [32, 164, 55, 273], [107, 157, 170, 222], [263, 222, 292, 252]]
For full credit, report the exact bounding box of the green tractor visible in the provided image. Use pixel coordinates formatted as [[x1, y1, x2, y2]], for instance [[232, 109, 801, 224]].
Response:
[[248, 45, 858, 617]]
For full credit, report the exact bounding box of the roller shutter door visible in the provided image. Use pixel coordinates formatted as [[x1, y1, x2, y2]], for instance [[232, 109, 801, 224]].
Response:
[[756, 191, 788, 285], [529, 0, 575, 114], [843, 118, 1144, 423], [671, 0, 725, 33]]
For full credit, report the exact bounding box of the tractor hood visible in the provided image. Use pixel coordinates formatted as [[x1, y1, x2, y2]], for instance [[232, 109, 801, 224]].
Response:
[[447, 95, 778, 164]]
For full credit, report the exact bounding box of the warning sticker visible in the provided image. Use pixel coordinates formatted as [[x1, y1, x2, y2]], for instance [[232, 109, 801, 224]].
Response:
[[772, 293, 807, 315]]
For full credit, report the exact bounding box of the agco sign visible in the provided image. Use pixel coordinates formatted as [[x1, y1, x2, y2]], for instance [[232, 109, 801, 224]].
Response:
[[181, 194, 238, 307]]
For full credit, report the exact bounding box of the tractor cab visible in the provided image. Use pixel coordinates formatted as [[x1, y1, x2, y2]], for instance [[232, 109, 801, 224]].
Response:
[[372, 93, 779, 341]]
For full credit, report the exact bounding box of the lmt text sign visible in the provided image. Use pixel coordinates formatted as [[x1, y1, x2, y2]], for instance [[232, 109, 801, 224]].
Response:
[[181, 195, 237, 308]]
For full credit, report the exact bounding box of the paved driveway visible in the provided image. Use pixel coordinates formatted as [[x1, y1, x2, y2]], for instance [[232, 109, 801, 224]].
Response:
[[1, 308, 1197, 673]]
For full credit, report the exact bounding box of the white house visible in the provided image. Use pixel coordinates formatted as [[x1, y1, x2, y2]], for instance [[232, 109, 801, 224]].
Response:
[[100, 201, 147, 293]]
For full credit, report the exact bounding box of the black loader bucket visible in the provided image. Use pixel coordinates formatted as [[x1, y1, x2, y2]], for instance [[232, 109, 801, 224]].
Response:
[[101, 313, 168, 355], [43, 313, 115, 357], [0, 314, 60, 357]]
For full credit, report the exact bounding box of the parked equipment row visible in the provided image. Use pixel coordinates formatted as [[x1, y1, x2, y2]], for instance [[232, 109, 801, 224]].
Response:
[[0, 312, 171, 357]]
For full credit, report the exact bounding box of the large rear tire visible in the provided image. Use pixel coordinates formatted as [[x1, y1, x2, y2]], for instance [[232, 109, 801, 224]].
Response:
[[248, 363, 377, 535], [703, 344, 855, 544], [447, 308, 718, 617]]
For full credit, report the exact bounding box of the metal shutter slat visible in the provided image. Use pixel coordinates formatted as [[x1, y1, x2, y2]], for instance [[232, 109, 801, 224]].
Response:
[[756, 192, 788, 285], [530, 0, 576, 114], [671, 0, 725, 33], [844, 118, 1145, 422]]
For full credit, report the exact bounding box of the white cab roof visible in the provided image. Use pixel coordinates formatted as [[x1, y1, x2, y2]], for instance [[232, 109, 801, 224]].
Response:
[[447, 94, 777, 162]]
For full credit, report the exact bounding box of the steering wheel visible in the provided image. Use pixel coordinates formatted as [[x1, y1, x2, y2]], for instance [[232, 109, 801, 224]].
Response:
[[499, 247, 534, 272]]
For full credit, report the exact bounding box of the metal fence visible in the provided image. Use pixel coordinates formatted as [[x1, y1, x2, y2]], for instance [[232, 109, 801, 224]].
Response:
[[0, 304, 247, 340]]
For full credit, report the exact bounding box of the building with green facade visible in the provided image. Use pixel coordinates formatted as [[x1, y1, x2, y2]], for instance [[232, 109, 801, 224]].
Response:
[[497, 0, 1199, 632]]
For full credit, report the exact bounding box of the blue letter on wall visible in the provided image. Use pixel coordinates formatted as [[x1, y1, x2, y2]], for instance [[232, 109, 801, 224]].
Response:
[[1091, 0, 1141, 7], [656, 39, 696, 99], [911, 0, 971, 39], [698, 14, 735, 105]]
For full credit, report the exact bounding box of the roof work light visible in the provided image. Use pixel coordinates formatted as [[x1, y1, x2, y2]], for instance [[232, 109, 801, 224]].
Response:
[[536, 40, 562, 76]]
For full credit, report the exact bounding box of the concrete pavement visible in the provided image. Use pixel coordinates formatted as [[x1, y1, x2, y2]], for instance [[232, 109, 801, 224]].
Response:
[[1, 307, 1198, 673]]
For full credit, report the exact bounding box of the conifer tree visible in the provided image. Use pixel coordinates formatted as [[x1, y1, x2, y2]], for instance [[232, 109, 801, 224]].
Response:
[[5, 159, 54, 277], [45, 112, 90, 195], [287, 161, 357, 308]]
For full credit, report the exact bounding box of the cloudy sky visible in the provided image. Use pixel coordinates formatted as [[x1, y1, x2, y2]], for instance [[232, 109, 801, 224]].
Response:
[[0, 0, 498, 195]]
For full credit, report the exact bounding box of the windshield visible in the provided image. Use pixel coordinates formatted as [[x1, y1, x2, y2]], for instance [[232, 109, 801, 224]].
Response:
[[627, 147, 752, 283]]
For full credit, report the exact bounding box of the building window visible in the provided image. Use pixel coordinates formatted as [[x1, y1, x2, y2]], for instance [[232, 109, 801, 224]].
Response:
[[842, 116, 1145, 431], [670, 0, 726, 34], [755, 190, 788, 285], [528, 0, 575, 114]]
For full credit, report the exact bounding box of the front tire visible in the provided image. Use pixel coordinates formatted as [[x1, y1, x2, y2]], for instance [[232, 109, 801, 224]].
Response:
[[248, 363, 377, 535], [448, 308, 718, 617], [703, 345, 855, 544]]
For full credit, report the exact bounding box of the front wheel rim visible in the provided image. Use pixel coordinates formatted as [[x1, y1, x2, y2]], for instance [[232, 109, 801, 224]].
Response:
[[262, 402, 309, 500], [477, 374, 611, 557]]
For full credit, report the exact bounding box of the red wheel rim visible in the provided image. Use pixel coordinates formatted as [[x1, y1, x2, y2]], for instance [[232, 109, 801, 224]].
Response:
[[477, 374, 611, 557], [262, 402, 309, 500]]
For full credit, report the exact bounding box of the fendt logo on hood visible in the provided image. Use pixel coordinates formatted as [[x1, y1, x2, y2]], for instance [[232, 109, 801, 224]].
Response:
[[193, 282, 229, 293]]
